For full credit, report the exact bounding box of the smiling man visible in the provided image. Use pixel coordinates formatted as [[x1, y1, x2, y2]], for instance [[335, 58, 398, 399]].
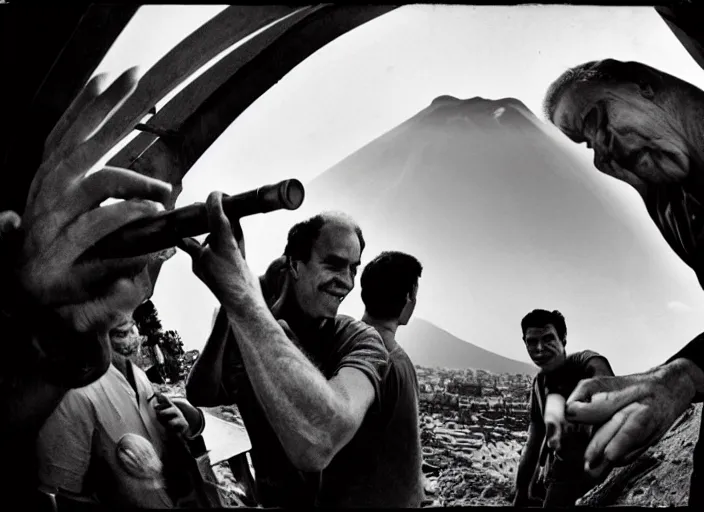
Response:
[[513, 309, 614, 508], [184, 210, 390, 508], [543, 59, 704, 506]]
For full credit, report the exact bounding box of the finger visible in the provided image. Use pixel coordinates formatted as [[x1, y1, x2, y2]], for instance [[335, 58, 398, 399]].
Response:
[[177, 237, 204, 259], [32, 69, 139, 207], [602, 404, 662, 465], [583, 404, 635, 470], [566, 380, 642, 424], [57, 67, 141, 184], [44, 73, 108, 156], [231, 218, 246, 259], [66, 198, 163, 255], [0, 211, 21, 234], [167, 418, 188, 433], [205, 191, 236, 253], [60, 68, 140, 158], [72, 166, 173, 211]]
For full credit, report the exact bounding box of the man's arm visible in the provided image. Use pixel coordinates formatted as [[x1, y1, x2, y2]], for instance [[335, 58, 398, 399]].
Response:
[[666, 332, 704, 402], [185, 307, 233, 407], [514, 420, 544, 506], [179, 192, 388, 472], [225, 303, 385, 472]]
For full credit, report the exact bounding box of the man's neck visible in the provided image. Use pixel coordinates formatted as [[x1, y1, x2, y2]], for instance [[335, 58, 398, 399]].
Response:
[[361, 312, 399, 352], [279, 293, 326, 345], [112, 353, 128, 378]]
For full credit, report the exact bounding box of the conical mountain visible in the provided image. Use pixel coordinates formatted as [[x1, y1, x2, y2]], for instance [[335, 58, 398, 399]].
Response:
[[245, 95, 703, 371]]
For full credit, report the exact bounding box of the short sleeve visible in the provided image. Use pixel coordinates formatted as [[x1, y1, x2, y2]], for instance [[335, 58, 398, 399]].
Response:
[[330, 318, 390, 411], [36, 390, 96, 495]]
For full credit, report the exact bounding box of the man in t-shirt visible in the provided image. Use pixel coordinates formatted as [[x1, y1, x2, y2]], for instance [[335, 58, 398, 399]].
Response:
[[513, 309, 614, 507], [183, 207, 390, 507], [359, 250, 425, 507]]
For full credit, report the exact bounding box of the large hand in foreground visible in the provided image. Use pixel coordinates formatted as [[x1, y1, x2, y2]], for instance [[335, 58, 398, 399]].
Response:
[[178, 192, 264, 314], [565, 359, 702, 477], [5, 68, 173, 333]]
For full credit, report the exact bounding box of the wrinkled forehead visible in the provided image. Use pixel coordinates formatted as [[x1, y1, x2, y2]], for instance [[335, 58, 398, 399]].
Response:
[[311, 222, 362, 260], [524, 324, 559, 341]]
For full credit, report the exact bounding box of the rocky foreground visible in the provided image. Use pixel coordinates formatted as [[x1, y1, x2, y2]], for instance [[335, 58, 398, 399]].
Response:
[[158, 376, 702, 507]]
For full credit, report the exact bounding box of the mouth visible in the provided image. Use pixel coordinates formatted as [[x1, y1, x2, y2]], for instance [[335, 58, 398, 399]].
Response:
[[323, 290, 346, 303]]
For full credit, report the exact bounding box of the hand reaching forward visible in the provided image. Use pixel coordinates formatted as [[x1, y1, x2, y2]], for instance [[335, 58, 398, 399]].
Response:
[[565, 359, 702, 477], [3, 68, 174, 333]]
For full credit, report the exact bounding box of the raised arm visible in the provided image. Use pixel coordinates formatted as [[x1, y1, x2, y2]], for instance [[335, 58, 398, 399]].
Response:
[[179, 192, 388, 471]]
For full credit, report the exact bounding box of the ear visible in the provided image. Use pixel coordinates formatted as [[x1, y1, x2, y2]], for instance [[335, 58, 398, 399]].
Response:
[[289, 258, 300, 280], [638, 81, 655, 100]]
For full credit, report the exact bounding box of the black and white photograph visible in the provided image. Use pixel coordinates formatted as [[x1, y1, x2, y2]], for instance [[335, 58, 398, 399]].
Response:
[[2, 2, 704, 509]]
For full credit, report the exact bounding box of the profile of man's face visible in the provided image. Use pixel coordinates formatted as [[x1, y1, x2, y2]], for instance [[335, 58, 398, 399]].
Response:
[[551, 70, 691, 187], [291, 222, 361, 320], [523, 324, 565, 372]]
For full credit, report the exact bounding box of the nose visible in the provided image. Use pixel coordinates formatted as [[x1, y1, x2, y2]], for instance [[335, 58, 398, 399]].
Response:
[[336, 269, 355, 291]]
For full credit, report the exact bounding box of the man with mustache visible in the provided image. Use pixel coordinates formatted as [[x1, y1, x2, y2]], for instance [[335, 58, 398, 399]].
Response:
[[36, 315, 207, 509], [514, 309, 614, 507], [543, 59, 704, 505], [183, 211, 391, 508]]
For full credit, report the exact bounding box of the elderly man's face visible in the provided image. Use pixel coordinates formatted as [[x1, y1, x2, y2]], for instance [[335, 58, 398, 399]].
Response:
[[551, 78, 691, 187], [291, 222, 361, 320]]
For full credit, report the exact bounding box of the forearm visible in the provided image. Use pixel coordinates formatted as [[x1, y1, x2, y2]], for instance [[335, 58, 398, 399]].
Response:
[[185, 309, 230, 406], [665, 333, 704, 402], [515, 449, 539, 499], [225, 300, 351, 470], [657, 357, 704, 403]]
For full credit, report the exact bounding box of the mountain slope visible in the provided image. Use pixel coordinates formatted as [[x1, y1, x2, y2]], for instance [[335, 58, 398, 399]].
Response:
[[397, 317, 537, 375]]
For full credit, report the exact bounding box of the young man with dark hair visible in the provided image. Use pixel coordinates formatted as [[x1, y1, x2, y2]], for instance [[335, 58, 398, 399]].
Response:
[[183, 210, 394, 508], [514, 309, 614, 508], [360, 250, 425, 507]]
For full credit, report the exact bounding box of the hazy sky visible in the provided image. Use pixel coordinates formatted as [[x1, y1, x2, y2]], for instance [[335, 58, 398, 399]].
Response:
[[92, 5, 704, 373]]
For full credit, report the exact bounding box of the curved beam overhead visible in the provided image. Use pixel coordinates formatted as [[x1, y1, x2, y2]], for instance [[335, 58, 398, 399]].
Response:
[[93, 5, 302, 174], [129, 5, 399, 190], [656, 4, 704, 73], [108, 5, 329, 170]]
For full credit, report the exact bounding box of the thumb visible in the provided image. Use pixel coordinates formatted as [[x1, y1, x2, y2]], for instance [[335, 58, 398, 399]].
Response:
[[205, 191, 235, 253]]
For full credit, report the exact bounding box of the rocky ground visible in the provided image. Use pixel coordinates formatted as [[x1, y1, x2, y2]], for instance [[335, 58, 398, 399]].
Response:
[[157, 380, 702, 507]]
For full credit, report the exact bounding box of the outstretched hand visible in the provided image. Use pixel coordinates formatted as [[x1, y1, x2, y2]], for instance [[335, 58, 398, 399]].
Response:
[[5, 68, 174, 334], [178, 192, 265, 314], [565, 360, 699, 477]]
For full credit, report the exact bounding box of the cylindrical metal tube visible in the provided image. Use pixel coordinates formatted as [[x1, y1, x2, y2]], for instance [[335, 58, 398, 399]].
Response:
[[82, 178, 305, 260]]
